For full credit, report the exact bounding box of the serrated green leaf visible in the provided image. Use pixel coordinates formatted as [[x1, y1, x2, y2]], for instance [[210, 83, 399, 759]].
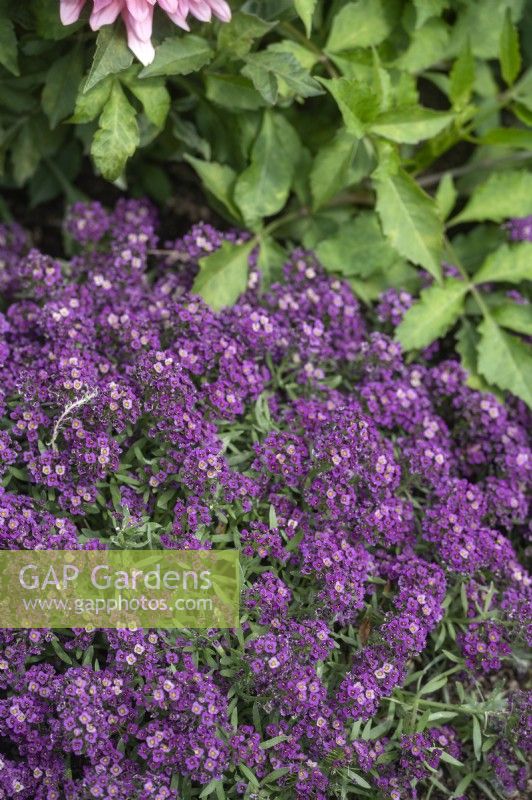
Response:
[[193, 240, 254, 310], [473, 242, 532, 284], [316, 211, 396, 277], [326, 0, 398, 53], [139, 35, 213, 78], [396, 18, 450, 73], [234, 111, 300, 226], [184, 156, 240, 219], [0, 16, 18, 75], [375, 167, 443, 280], [449, 45, 475, 107], [477, 316, 532, 406], [294, 0, 317, 37], [500, 8, 521, 86], [370, 106, 453, 144], [42, 48, 84, 128], [71, 77, 113, 123], [84, 25, 133, 93], [242, 50, 323, 104], [492, 302, 532, 335], [453, 171, 532, 223], [413, 0, 448, 29], [435, 173, 457, 220], [91, 82, 139, 180], [320, 77, 379, 137], [396, 279, 468, 350], [122, 74, 170, 128], [218, 11, 276, 59], [310, 131, 358, 210]]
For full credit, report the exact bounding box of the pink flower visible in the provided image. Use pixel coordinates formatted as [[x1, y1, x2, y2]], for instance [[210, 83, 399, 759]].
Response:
[[59, 0, 231, 65]]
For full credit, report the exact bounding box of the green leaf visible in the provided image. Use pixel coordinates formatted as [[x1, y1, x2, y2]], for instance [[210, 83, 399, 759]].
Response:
[[477, 316, 532, 407], [435, 173, 457, 220], [449, 45, 475, 108], [413, 0, 448, 29], [370, 106, 453, 144], [42, 48, 84, 128], [205, 73, 264, 110], [456, 320, 494, 393], [316, 211, 397, 277], [192, 240, 254, 310], [71, 77, 113, 123], [492, 302, 532, 335], [91, 82, 139, 180], [326, 0, 398, 53], [480, 127, 532, 148], [396, 279, 468, 350], [0, 16, 18, 75], [184, 156, 241, 219], [218, 11, 276, 59], [473, 242, 532, 284], [320, 77, 379, 137], [122, 74, 170, 128], [375, 167, 443, 280], [139, 35, 213, 78], [11, 121, 41, 185], [294, 0, 317, 37], [452, 171, 532, 223], [84, 25, 133, 93], [257, 236, 286, 286], [234, 111, 300, 226], [396, 18, 450, 73], [242, 50, 323, 104], [310, 131, 358, 210], [500, 8, 521, 86], [439, 752, 464, 767]]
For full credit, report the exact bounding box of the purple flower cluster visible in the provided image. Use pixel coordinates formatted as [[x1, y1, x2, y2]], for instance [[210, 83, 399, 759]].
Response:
[[0, 201, 529, 798]]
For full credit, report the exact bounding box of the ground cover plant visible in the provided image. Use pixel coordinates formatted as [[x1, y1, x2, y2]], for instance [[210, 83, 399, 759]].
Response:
[[0, 200, 529, 799], [1, 1, 532, 402]]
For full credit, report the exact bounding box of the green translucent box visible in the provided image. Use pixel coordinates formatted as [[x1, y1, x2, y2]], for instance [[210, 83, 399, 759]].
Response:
[[0, 550, 240, 629]]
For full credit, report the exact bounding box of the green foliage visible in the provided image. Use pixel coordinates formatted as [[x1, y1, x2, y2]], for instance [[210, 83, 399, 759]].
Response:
[[0, 0, 531, 406]]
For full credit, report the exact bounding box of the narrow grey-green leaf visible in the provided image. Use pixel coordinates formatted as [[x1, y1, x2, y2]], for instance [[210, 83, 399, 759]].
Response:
[[452, 171, 532, 223], [316, 212, 396, 277], [294, 0, 318, 37], [326, 0, 397, 53], [91, 82, 139, 180], [84, 25, 133, 93], [234, 111, 300, 226], [396, 279, 468, 350], [0, 16, 18, 75], [370, 106, 453, 144], [193, 240, 254, 310], [472, 717, 482, 761], [477, 316, 532, 407], [473, 242, 532, 285], [139, 35, 213, 78], [42, 48, 84, 128], [492, 302, 532, 335], [310, 131, 358, 210], [499, 8, 521, 86], [375, 167, 443, 280], [184, 156, 241, 219]]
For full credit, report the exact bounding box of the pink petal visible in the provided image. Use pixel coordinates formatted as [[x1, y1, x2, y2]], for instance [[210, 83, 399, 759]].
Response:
[[90, 0, 124, 30], [122, 7, 156, 65], [60, 0, 87, 25], [188, 1, 212, 22], [207, 0, 231, 22]]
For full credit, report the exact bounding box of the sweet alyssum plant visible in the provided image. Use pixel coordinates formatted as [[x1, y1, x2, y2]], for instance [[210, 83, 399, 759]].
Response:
[[0, 200, 529, 799], [0, 0, 531, 406]]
